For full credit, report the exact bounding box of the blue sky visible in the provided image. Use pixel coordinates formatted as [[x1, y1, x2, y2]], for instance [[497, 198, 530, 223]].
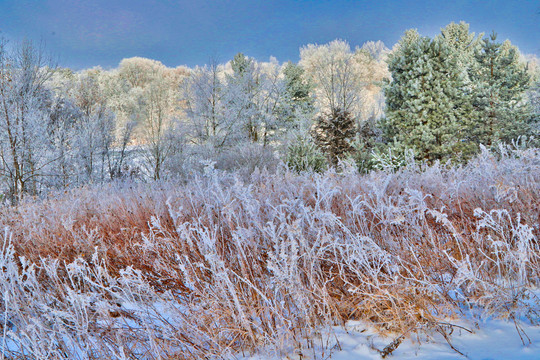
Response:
[[0, 0, 538, 69]]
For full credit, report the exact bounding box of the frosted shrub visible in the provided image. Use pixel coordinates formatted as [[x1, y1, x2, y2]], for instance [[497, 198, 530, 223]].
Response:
[[371, 146, 415, 172], [286, 135, 327, 173]]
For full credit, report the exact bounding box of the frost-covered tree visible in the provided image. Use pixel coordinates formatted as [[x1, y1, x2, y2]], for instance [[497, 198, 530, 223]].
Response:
[[48, 67, 134, 182], [384, 31, 472, 162], [70, 71, 116, 183], [385, 24, 535, 163], [523, 56, 540, 141], [467, 32, 533, 145], [182, 60, 228, 146], [117, 57, 165, 88], [300, 40, 365, 117], [255, 58, 291, 144], [225, 53, 261, 143], [439, 21, 483, 69], [141, 73, 181, 180], [45, 92, 80, 188], [354, 41, 390, 122], [530, 81, 540, 140], [112, 57, 187, 180], [298, 37, 390, 165], [0, 39, 57, 202], [530, 71, 540, 116], [282, 61, 314, 122], [181, 55, 294, 175], [224, 54, 288, 145], [279, 61, 322, 172]]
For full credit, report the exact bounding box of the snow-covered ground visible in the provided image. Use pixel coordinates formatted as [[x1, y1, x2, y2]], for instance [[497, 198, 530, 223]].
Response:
[[245, 318, 540, 360]]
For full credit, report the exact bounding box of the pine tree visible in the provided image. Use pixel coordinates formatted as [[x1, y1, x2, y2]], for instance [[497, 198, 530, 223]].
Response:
[[439, 21, 483, 69], [282, 61, 314, 124], [384, 24, 534, 163], [384, 33, 472, 162], [467, 32, 532, 146], [231, 52, 251, 75], [283, 61, 311, 103], [312, 108, 355, 166], [286, 135, 327, 173]]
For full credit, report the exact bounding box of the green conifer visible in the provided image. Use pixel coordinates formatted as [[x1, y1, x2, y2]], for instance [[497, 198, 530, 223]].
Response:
[[384, 34, 471, 162], [467, 32, 532, 146], [313, 108, 356, 166]]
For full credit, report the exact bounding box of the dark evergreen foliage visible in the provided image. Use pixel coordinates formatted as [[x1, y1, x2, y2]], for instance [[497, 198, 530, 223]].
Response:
[[313, 108, 356, 166]]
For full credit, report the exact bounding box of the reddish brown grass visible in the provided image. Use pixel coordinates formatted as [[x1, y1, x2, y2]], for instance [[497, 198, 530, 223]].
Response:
[[0, 148, 538, 357]]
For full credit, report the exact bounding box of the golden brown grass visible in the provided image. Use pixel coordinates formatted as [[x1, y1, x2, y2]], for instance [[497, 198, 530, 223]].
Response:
[[0, 147, 538, 358]]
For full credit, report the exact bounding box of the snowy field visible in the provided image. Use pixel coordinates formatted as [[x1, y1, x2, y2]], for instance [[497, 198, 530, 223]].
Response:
[[245, 316, 540, 359]]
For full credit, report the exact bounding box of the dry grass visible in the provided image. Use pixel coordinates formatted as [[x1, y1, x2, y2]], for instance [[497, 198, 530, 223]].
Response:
[[0, 146, 539, 358]]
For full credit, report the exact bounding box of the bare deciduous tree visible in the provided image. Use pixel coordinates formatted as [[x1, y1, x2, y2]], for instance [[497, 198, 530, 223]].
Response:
[[0, 39, 56, 203]]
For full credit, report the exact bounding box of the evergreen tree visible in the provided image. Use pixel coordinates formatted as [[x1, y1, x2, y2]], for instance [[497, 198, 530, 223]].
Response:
[[282, 61, 314, 123], [384, 34, 472, 162], [439, 21, 482, 69], [385, 24, 534, 163], [283, 62, 311, 101], [312, 108, 355, 166], [467, 32, 532, 146], [283, 62, 313, 108], [286, 135, 327, 173], [231, 52, 251, 75]]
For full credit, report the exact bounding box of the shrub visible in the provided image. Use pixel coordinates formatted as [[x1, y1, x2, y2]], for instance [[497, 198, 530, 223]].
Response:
[[286, 135, 327, 173]]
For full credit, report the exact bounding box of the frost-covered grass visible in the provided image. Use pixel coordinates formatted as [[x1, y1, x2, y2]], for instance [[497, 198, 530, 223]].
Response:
[[0, 146, 539, 359]]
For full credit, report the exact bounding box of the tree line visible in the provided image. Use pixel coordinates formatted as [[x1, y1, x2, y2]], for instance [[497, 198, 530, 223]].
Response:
[[0, 22, 538, 203]]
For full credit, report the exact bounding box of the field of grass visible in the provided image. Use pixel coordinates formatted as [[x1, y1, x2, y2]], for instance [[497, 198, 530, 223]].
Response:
[[0, 146, 538, 359]]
